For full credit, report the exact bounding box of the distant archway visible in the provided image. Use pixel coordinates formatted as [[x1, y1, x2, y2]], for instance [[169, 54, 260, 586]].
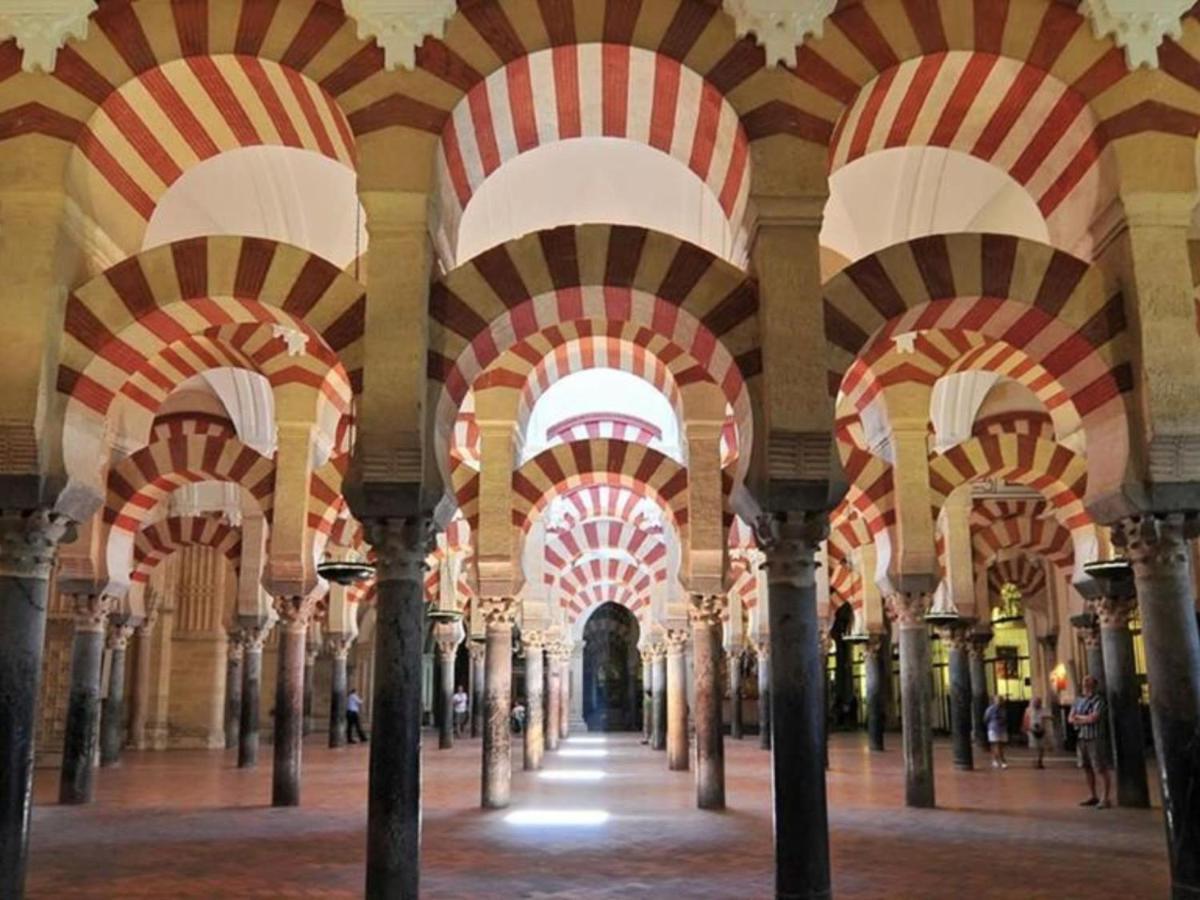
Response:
[[582, 602, 642, 732]]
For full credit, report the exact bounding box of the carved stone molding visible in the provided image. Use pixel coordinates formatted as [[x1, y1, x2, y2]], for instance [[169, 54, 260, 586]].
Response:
[[106, 623, 135, 652], [0, 0, 96, 73], [1093, 595, 1138, 629], [71, 593, 113, 633], [342, 0, 457, 71], [663, 628, 689, 654], [273, 592, 324, 631], [226, 634, 245, 662], [242, 621, 274, 652], [0, 509, 73, 580], [1079, 0, 1192, 70], [688, 594, 727, 629], [326, 633, 355, 660], [753, 639, 770, 660], [363, 516, 434, 583], [885, 591, 931, 627], [756, 510, 828, 589], [1112, 513, 1196, 577], [467, 639, 486, 664], [723, 0, 835, 68], [480, 595, 519, 629]]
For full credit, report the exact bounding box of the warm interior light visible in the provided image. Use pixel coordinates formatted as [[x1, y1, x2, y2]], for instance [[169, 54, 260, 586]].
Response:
[[558, 748, 608, 758], [537, 769, 606, 782], [504, 809, 610, 826]]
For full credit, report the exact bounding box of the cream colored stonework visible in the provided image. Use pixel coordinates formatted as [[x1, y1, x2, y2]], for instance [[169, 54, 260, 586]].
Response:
[[0, 0, 95, 73]]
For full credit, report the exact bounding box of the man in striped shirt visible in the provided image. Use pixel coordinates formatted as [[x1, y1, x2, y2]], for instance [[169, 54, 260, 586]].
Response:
[[1069, 675, 1112, 809]]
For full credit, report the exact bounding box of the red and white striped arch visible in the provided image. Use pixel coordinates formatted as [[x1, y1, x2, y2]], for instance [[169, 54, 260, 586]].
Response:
[[970, 499, 1074, 573], [544, 519, 669, 581], [558, 558, 659, 602], [543, 484, 672, 537], [149, 412, 237, 442], [828, 51, 1115, 257], [66, 55, 356, 258], [131, 515, 241, 585], [434, 43, 751, 267], [987, 555, 1047, 607], [547, 413, 661, 447], [564, 582, 648, 624]]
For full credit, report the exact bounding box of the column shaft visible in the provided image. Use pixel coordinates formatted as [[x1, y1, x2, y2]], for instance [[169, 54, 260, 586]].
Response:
[[302, 649, 316, 737], [946, 635, 973, 771], [272, 621, 307, 807], [436, 644, 457, 750], [481, 600, 515, 808], [756, 644, 771, 750], [546, 654, 562, 752], [100, 632, 130, 767], [969, 639, 990, 752], [224, 641, 243, 751], [894, 595, 935, 808], [238, 642, 263, 768], [665, 636, 689, 771], [729, 650, 743, 740], [470, 642, 485, 739], [641, 652, 653, 741], [691, 600, 724, 808], [1099, 613, 1150, 807], [329, 650, 349, 748], [523, 641, 545, 771], [865, 636, 887, 752], [59, 598, 109, 805], [651, 651, 667, 751]]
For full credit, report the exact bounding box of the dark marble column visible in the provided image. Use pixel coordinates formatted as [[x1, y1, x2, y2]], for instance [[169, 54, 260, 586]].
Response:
[[690, 596, 725, 808], [1113, 515, 1200, 897], [481, 597, 517, 808], [59, 594, 112, 805], [968, 634, 991, 753], [641, 647, 653, 742], [760, 511, 830, 900], [728, 647, 744, 739], [432, 625, 460, 751], [238, 623, 269, 768], [651, 645, 667, 751], [0, 510, 71, 897], [755, 640, 771, 750], [468, 640, 485, 739], [523, 632, 546, 771], [891, 592, 935, 808], [942, 625, 973, 771], [302, 643, 317, 737], [865, 633, 888, 752], [665, 630, 689, 771], [364, 517, 432, 899], [272, 598, 314, 808], [327, 635, 352, 748], [546, 646, 562, 752], [1094, 594, 1150, 808], [224, 634, 243, 751], [100, 623, 134, 767]]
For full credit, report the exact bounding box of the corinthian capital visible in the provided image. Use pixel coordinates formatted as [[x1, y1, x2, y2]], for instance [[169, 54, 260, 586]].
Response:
[[755, 511, 828, 589], [71, 593, 113, 633], [364, 516, 435, 582], [106, 623, 135, 651], [663, 628, 689, 654], [689, 593, 727, 628], [886, 591, 930, 627], [480, 596, 519, 628], [1112, 514, 1195, 577], [0, 509, 74, 580]]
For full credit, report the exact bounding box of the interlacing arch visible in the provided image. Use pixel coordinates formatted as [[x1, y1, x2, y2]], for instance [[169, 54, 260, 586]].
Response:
[[558, 558, 659, 607], [431, 224, 759, 483], [149, 412, 238, 442], [131, 515, 241, 585], [543, 519, 669, 587]]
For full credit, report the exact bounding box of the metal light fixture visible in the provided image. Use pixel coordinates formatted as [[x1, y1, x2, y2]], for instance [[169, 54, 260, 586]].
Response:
[[316, 558, 376, 586], [1083, 557, 1133, 581]]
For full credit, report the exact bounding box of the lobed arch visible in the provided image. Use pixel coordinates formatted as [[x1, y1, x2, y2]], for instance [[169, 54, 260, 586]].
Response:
[[544, 519, 669, 582], [565, 583, 648, 625], [430, 224, 759, 485], [131, 514, 241, 585]]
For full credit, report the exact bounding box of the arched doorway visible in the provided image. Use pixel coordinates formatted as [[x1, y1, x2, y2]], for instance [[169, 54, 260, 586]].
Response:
[[582, 603, 642, 731]]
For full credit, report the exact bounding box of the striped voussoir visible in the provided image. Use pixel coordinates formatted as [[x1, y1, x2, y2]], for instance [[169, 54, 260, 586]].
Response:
[[149, 412, 238, 442], [970, 499, 1074, 574], [103, 435, 275, 535], [543, 483, 671, 537], [827, 554, 858, 609], [987, 555, 1047, 604], [564, 582, 647, 622], [727, 558, 760, 610], [836, 448, 896, 542], [558, 558, 661, 620], [972, 411, 1056, 442], [544, 519, 668, 583], [830, 503, 875, 561], [307, 457, 349, 542], [131, 515, 241, 584], [511, 439, 689, 533]]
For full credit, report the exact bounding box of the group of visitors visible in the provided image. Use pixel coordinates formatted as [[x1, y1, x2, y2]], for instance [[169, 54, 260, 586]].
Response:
[[982, 675, 1112, 809]]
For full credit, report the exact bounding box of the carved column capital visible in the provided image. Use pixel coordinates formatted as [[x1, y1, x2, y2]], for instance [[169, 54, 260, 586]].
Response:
[[226, 633, 245, 662], [753, 639, 770, 660], [1112, 513, 1195, 578], [273, 593, 324, 633], [106, 623, 135, 651], [363, 516, 435, 583], [242, 621, 274, 652], [967, 633, 992, 660], [1093, 595, 1138, 630], [725, 646, 745, 667], [755, 511, 828, 589], [937, 624, 973, 653], [432, 619, 464, 657], [863, 633, 886, 660], [0, 509, 74, 580], [326, 634, 355, 661], [886, 591, 930, 627], [71, 593, 113, 633], [467, 639, 487, 663], [1072, 614, 1102, 649], [480, 596, 519, 629], [688, 593, 727, 628], [640, 646, 657, 665], [522, 630, 548, 654], [663, 629, 689, 655]]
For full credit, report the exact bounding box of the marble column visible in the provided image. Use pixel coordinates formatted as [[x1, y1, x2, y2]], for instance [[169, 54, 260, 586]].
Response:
[[968, 634, 990, 753], [468, 640, 485, 739], [0, 511, 70, 897], [665, 630, 689, 771], [523, 632, 546, 771], [727, 647, 744, 739], [1074, 613, 1111, 759], [760, 512, 830, 900], [432, 625, 461, 751], [481, 597, 517, 808], [1094, 594, 1150, 808], [327, 635, 352, 748], [651, 644, 667, 751], [864, 633, 888, 752], [127, 613, 156, 750], [891, 592, 935, 808], [755, 640, 771, 750], [546, 645, 563, 752], [364, 517, 431, 899], [564, 641, 579, 738], [302, 643, 318, 737], [100, 623, 134, 767], [640, 646, 654, 742], [224, 633, 243, 751], [690, 596, 725, 808], [59, 594, 112, 805], [942, 625, 974, 771], [272, 598, 315, 808], [238, 623, 269, 768]]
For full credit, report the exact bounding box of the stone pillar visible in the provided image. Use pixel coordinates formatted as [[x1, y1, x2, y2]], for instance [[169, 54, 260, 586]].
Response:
[[864, 633, 888, 752], [1094, 594, 1150, 808], [481, 597, 517, 809], [59, 594, 112, 805], [272, 597, 316, 808], [546, 644, 563, 752], [727, 647, 744, 739], [565, 640, 581, 737], [1076, 613, 1106, 691], [364, 517, 432, 899], [224, 634, 243, 751], [238, 623, 269, 768], [890, 592, 935, 809], [432, 624, 461, 751], [755, 640, 771, 750], [691, 597, 725, 808], [0, 511, 71, 896], [522, 631, 546, 771], [760, 512, 830, 900], [468, 640, 485, 738], [968, 634, 990, 752], [650, 644, 667, 751], [942, 625, 973, 771], [327, 635, 352, 749], [665, 629, 689, 771], [100, 623, 134, 767], [302, 643, 318, 737], [640, 646, 654, 742]]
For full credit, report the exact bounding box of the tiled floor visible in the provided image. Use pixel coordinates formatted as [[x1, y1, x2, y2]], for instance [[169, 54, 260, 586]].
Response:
[[28, 731, 1167, 898]]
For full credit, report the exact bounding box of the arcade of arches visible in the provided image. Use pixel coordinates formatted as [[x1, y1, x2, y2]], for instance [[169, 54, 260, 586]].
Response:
[[0, 1, 1198, 898]]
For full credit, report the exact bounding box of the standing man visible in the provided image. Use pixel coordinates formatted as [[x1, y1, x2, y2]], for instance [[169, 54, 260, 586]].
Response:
[[1069, 675, 1111, 808], [452, 685, 469, 737], [347, 688, 368, 744]]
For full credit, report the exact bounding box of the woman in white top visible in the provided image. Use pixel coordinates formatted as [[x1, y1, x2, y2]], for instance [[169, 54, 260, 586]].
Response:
[[1023, 696, 1054, 769]]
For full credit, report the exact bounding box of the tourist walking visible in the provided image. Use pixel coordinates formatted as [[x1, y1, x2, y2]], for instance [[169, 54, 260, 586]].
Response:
[[984, 695, 1008, 769], [452, 685, 469, 737], [347, 688, 368, 743]]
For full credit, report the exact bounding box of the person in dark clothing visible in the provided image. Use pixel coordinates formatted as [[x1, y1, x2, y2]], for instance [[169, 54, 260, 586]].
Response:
[[347, 689, 368, 743]]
